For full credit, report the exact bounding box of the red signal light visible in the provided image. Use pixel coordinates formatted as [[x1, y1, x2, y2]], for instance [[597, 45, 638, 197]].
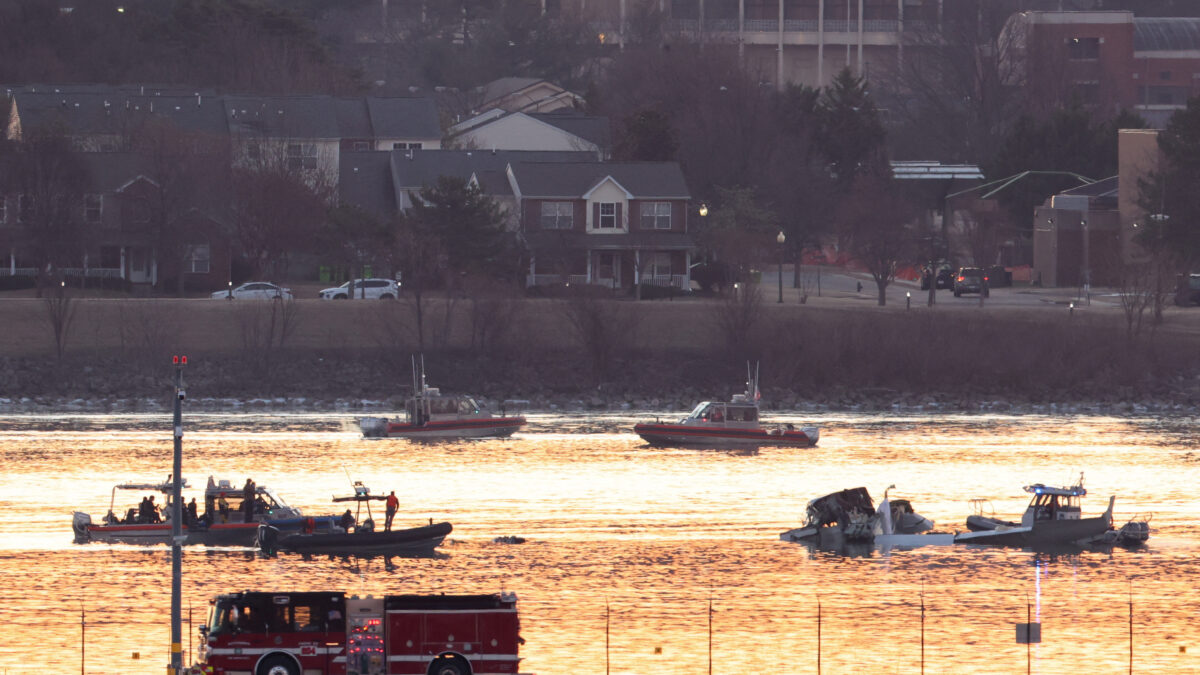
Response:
[[182, 356, 188, 364], [173, 356, 179, 364]]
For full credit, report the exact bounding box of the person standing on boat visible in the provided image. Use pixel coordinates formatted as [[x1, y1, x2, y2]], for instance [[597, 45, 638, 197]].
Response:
[[218, 493, 230, 523], [186, 498, 198, 526], [242, 478, 256, 523], [340, 509, 355, 533], [385, 491, 399, 531]]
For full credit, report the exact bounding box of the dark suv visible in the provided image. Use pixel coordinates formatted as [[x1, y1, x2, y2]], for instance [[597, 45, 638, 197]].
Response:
[[1175, 273, 1200, 306], [920, 261, 955, 290], [953, 267, 989, 297]]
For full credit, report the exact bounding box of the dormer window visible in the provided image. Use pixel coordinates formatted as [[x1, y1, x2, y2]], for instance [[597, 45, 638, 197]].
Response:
[[84, 194, 103, 223], [598, 202, 617, 229]]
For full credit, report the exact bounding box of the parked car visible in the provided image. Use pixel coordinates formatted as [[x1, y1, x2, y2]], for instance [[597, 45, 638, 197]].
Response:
[[210, 282, 293, 300], [953, 267, 989, 297], [920, 261, 955, 291], [1175, 273, 1200, 306], [318, 278, 399, 300]]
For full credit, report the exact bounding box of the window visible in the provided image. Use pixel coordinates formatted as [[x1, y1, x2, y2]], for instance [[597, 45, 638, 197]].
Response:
[[641, 202, 672, 229], [18, 195, 33, 223], [1067, 37, 1099, 60], [392, 142, 423, 150], [0, 196, 6, 224], [540, 202, 574, 229], [185, 244, 211, 274], [128, 197, 151, 224], [84, 194, 102, 223], [352, 141, 370, 151], [286, 143, 318, 170], [597, 202, 617, 229], [651, 252, 672, 278]]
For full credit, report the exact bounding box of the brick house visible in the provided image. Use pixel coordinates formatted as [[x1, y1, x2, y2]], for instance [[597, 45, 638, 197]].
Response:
[[511, 161, 695, 290]]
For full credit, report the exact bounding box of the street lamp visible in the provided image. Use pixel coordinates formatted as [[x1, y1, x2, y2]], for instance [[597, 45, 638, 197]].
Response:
[[699, 203, 708, 217], [776, 230, 786, 303], [226, 280, 232, 300]]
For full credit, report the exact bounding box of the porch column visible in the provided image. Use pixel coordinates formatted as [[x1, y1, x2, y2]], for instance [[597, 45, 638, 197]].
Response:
[[634, 249, 641, 286], [684, 250, 692, 290], [120, 247, 127, 280], [8, 249, 14, 275], [528, 255, 535, 287], [151, 252, 158, 286], [586, 250, 593, 283]]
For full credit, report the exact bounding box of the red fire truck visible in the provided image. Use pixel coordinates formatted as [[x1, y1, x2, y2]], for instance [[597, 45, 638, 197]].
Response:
[[192, 591, 523, 675]]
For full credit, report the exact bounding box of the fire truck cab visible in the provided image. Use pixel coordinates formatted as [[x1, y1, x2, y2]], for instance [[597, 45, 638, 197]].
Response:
[[195, 590, 522, 675]]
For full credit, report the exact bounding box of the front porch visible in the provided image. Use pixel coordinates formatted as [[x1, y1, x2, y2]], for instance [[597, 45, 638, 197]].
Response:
[[526, 247, 692, 291]]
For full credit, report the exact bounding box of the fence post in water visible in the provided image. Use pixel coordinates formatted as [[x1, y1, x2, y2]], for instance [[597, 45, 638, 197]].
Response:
[[817, 596, 822, 675], [920, 591, 925, 675], [1129, 583, 1134, 675], [1027, 598, 1031, 675], [605, 598, 610, 675], [80, 603, 85, 675]]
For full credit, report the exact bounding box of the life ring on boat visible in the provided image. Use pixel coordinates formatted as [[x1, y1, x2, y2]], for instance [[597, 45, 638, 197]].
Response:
[[303, 517, 315, 534]]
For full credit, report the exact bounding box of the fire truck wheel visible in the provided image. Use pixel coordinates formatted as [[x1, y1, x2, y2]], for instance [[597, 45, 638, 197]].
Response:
[[257, 655, 299, 675], [430, 654, 471, 675]]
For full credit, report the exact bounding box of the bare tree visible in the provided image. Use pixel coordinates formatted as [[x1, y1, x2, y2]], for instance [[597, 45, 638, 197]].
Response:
[[839, 172, 922, 306], [234, 299, 302, 380], [708, 281, 764, 359], [116, 300, 183, 375], [558, 290, 636, 385], [42, 279, 76, 362]]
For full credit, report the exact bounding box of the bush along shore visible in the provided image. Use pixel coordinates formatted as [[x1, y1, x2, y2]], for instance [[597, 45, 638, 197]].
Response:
[[2, 344, 1200, 416]]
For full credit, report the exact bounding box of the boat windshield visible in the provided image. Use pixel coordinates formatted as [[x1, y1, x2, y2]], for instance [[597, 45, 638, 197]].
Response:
[[687, 402, 712, 419]]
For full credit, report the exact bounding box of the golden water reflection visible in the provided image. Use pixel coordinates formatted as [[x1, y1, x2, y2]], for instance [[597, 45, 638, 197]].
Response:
[[0, 412, 1197, 674]]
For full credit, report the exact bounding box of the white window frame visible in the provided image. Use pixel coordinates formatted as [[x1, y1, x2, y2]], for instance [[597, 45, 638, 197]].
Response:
[[287, 143, 318, 170], [185, 244, 211, 274], [84, 194, 103, 223], [651, 252, 672, 278], [540, 202, 574, 229], [641, 202, 672, 230], [597, 202, 617, 229]]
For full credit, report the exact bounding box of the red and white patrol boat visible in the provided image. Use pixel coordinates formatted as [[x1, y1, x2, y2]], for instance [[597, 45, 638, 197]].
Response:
[[72, 476, 303, 547], [359, 356, 525, 440], [634, 363, 819, 448], [193, 590, 523, 675]]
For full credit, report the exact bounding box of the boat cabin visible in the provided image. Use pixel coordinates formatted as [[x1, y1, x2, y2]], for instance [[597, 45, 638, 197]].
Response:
[[407, 388, 482, 423], [686, 399, 758, 426], [1021, 483, 1084, 527]]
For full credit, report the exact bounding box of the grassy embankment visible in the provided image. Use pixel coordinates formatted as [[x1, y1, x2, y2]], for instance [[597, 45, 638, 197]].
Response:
[[1, 293, 1198, 409]]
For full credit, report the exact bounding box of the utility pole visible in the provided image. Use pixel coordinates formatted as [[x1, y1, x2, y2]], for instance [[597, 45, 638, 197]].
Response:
[[169, 355, 187, 675]]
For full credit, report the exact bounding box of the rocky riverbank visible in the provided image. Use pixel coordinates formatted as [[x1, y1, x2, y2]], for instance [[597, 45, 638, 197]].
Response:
[[2, 350, 1198, 417]]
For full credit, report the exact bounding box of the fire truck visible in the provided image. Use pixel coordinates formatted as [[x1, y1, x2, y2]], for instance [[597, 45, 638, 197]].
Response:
[[193, 591, 523, 675]]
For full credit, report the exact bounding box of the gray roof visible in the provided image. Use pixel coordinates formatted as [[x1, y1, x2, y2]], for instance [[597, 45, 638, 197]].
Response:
[[479, 77, 545, 107], [1135, 18, 1200, 52], [366, 97, 441, 139], [12, 91, 228, 137], [525, 231, 696, 251], [224, 95, 342, 139], [530, 111, 611, 150], [339, 151, 397, 219], [389, 149, 597, 190], [334, 99, 373, 139], [509, 161, 690, 199]]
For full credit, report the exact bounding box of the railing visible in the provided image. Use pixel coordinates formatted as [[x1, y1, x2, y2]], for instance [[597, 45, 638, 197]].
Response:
[[0, 267, 122, 278], [668, 18, 913, 36], [640, 275, 688, 290], [526, 274, 590, 287]]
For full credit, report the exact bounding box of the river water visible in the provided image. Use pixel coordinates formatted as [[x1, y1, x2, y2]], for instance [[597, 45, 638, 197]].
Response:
[[0, 411, 1198, 674]]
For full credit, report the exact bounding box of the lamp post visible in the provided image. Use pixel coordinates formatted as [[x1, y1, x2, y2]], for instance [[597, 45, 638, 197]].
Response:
[[226, 280, 232, 300], [776, 230, 786, 303]]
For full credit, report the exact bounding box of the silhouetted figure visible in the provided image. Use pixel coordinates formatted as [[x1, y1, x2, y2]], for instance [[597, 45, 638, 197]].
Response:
[[242, 479, 256, 523], [385, 491, 398, 531], [339, 509, 355, 532]]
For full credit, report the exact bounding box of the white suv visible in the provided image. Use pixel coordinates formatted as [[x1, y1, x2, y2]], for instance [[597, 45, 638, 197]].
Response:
[[318, 278, 399, 300]]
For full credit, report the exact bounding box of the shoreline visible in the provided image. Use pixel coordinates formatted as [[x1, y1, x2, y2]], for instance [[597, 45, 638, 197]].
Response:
[[0, 391, 1188, 417]]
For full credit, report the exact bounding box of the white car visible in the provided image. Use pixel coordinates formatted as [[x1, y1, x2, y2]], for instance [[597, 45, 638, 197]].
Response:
[[210, 282, 293, 300], [318, 278, 399, 300]]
